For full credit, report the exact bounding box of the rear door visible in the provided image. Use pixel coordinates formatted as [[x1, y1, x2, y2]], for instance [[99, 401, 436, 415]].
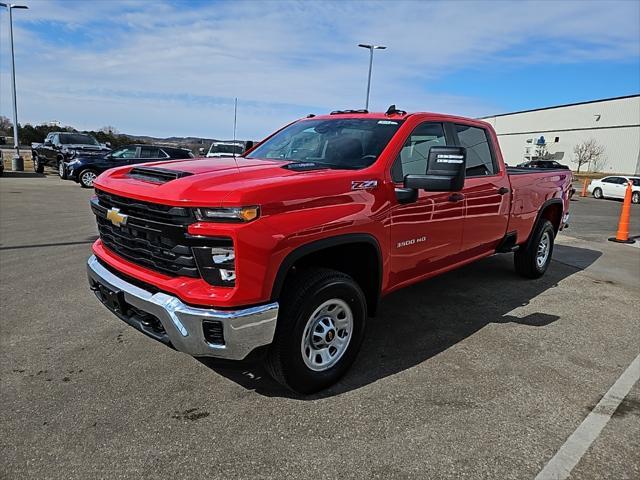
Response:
[[453, 123, 511, 255], [389, 121, 464, 284], [131, 146, 169, 164]]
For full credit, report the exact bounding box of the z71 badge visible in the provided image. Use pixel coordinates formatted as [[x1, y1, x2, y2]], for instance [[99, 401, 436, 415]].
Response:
[[351, 180, 378, 190]]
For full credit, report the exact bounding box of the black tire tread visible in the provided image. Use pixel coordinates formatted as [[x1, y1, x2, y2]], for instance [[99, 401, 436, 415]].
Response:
[[265, 267, 365, 392], [514, 219, 554, 279]]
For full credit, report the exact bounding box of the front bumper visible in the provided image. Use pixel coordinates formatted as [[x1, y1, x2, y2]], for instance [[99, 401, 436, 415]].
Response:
[[87, 255, 278, 360]]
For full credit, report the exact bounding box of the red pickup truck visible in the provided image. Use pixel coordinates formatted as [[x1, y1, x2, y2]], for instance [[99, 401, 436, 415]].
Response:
[[87, 108, 571, 393]]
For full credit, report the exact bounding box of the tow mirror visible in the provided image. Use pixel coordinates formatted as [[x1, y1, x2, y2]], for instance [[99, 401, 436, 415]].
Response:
[[404, 146, 466, 192]]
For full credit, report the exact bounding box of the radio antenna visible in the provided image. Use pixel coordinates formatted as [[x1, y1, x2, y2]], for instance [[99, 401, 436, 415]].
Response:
[[232, 97, 238, 159]]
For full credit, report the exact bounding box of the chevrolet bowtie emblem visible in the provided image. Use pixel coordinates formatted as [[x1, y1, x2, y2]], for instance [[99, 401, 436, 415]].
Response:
[[106, 208, 128, 227]]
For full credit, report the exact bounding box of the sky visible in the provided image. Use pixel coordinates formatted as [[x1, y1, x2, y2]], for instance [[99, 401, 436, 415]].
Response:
[[0, 0, 639, 140]]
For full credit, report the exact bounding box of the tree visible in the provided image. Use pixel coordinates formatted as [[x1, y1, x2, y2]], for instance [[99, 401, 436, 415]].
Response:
[[0, 115, 11, 135], [572, 138, 606, 173]]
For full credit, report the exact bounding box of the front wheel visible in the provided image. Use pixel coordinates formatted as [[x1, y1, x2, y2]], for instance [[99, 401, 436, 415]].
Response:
[[632, 191, 639, 204], [593, 187, 603, 199], [78, 169, 98, 188], [514, 219, 555, 279], [265, 268, 367, 394], [58, 160, 67, 179], [33, 154, 44, 173]]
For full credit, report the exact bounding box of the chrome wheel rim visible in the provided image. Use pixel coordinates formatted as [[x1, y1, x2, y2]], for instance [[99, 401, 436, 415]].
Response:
[[59, 163, 65, 177], [594, 189, 601, 198], [301, 299, 353, 372], [536, 231, 551, 269], [81, 171, 97, 187]]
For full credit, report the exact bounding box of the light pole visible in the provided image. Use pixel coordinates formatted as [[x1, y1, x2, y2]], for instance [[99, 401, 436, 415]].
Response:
[[358, 43, 386, 110], [1, 2, 29, 171]]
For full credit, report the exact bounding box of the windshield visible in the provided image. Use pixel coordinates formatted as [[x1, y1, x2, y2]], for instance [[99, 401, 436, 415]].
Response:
[[59, 133, 99, 146], [631, 178, 640, 186], [246, 118, 403, 169], [209, 144, 244, 155]]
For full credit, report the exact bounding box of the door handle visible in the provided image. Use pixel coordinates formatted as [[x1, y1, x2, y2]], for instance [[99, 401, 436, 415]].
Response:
[[497, 187, 510, 195], [448, 193, 464, 202]]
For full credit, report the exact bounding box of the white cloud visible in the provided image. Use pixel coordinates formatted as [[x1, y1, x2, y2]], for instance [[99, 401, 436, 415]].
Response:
[[0, 0, 638, 138]]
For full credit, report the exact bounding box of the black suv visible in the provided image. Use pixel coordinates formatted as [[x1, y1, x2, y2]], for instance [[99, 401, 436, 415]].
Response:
[[66, 144, 194, 187]]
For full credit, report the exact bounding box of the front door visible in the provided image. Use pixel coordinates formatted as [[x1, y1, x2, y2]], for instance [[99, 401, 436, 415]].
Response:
[[131, 146, 169, 165], [389, 122, 464, 286]]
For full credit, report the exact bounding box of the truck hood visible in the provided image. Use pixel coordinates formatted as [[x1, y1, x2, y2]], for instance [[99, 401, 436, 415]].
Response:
[[93, 157, 352, 207]]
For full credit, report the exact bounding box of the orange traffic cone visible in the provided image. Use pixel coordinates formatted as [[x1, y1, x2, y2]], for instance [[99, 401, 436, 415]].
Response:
[[580, 178, 590, 197], [609, 180, 635, 244]]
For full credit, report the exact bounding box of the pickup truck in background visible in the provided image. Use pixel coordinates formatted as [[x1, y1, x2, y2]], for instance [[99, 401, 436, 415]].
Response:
[[31, 132, 111, 178], [86, 108, 571, 393], [205, 141, 245, 158]]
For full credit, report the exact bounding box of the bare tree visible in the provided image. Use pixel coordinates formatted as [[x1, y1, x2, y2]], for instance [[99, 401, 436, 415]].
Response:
[[573, 138, 606, 173], [100, 125, 119, 135], [0, 115, 12, 134]]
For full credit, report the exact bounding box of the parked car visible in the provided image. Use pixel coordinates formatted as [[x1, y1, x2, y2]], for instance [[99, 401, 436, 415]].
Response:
[[31, 132, 111, 178], [0, 150, 3, 176], [588, 176, 640, 203], [86, 108, 571, 393], [206, 141, 244, 157], [67, 144, 194, 188], [517, 160, 570, 169]]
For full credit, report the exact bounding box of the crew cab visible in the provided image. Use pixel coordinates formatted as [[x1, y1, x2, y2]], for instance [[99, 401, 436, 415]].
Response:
[[32, 132, 111, 177], [67, 144, 194, 188], [86, 108, 571, 393]]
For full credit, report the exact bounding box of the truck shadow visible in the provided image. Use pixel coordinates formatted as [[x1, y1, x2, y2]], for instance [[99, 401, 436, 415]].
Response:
[[204, 245, 602, 399]]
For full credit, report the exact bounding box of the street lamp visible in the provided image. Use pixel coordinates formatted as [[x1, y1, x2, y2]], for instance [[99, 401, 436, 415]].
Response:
[[1, 2, 29, 171], [358, 43, 386, 111]]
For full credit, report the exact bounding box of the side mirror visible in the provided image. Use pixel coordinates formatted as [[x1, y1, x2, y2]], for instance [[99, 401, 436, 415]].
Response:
[[404, 146, 466, 192], [105, 142, 111, 148]]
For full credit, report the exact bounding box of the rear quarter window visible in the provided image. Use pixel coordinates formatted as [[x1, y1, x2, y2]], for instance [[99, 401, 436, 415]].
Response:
[[455, 124, 497, 177]]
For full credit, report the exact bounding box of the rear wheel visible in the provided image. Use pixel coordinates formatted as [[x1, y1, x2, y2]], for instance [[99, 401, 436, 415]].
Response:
[[265, 268, 367, 394], [78, 169, 98, 188], [592, 187, 603, 199], [514, 220, 555, 279], [58, 160, 67, 179], [632, 191, 639, 204], [33, 154, 44, 173]]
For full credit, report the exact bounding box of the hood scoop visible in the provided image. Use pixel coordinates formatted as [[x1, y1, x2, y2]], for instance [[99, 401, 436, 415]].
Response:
[[128, 166, 193, 184]]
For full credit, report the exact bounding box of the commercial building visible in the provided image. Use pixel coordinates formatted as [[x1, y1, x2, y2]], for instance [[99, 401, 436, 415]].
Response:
[[481, 95, 640, 175]]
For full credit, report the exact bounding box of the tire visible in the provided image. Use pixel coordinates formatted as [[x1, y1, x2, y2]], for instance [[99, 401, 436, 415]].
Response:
[[514, 219, 555, 279], [78, 169, 98, 188], [632, 192, 640, 204], [265, 268, 367, 394], [593, 187, 603, 199], [33, 154, 44, 173], [58, 160, 67, 179]]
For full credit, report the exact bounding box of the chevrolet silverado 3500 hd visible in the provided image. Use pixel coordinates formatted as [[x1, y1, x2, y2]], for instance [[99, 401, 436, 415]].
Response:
[[87, 108, 571, 393]]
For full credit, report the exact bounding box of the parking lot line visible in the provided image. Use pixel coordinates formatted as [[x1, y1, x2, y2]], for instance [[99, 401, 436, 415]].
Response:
[[535, 353, 640, 480]]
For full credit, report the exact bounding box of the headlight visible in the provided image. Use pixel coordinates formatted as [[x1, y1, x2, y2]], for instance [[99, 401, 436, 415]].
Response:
[[195, 206, 259, 223], [192, 242, 236, 287]]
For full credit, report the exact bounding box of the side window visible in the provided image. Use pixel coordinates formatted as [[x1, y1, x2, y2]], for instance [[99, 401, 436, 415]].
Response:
[[455, 124, 497, 177], [111, 147, 138, 159], [139, 147, 163, 159], [391, 122, 446, 182], [52, 134, 60, 145]]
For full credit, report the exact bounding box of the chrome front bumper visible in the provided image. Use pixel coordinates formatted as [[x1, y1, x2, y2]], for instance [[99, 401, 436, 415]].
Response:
[[87, 255, 278, 360]]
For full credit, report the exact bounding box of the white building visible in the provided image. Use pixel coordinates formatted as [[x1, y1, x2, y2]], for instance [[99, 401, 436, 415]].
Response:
[[481, 95, 640, 175]]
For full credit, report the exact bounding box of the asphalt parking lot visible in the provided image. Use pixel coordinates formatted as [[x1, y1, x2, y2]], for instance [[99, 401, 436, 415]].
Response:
[[1, 175, 638, 480]]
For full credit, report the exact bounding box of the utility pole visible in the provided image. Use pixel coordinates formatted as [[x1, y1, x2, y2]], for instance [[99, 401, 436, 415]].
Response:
[[1, 2, 29, 171]]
